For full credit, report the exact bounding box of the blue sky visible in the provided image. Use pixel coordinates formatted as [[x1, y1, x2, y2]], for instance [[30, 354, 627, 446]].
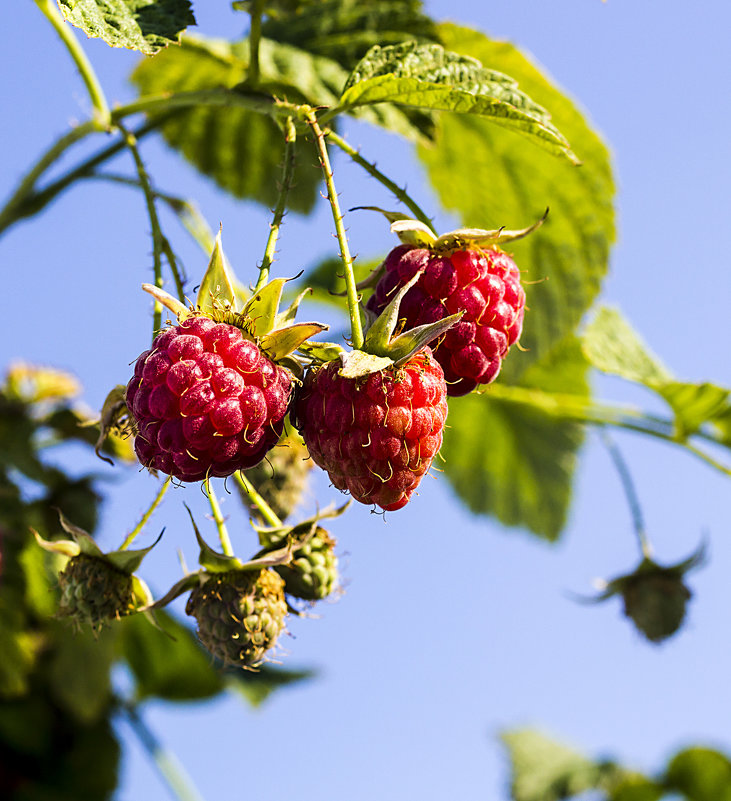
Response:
[[2, 1, 730, 799]]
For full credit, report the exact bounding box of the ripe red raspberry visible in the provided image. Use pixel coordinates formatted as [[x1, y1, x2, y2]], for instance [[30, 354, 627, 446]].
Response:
[[366, 245, 525, 396], [295, 348, 447, 512], [126, 315, 292, 482]]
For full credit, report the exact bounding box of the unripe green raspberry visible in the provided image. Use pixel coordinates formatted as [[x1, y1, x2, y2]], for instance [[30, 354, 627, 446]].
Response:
[[241, 432, 312, 523], [185, 569, 287, 668], [275, 528, 338, 601], [622, 572, 691, 643], [58, 554, 135, 629]]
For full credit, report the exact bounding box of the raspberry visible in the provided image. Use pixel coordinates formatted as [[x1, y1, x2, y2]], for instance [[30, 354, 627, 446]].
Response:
[[58, 554, 135, 630], [126, 315, 293, 481], [366, 245, 525, 396], [186, 569, 287, 668], [275, 527, 339, 601], [295, 348, 448, 512]]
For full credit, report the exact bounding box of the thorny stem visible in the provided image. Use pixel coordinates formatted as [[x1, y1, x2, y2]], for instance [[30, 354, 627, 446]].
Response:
[[234, 470, 282, 528], [599, 430, 651, 558], [119, 123, 168, 335], [247, 0, 265, 88], [255, 117, 297, 293], [120, 477, 171, 551], [122, 703, 206, 801], [90, 172, 214, 257], [324, 129, 436, 234], [203, 479, 234, 556], [307, 111, 364, 349], [35, 0, 110, 126]]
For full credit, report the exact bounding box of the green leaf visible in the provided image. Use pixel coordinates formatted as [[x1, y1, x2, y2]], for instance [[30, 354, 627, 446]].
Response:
[[610, 775, 665, 801], [261, 0, 440, 70], [130, 36, 328, 212], [418, 24, 616, 382], [230, 665, 315, 707], [501, 729, 611, 801], [583, 307, 730, 438], [58, 0, 195, 55], [341, 41, 576, 162], [441, 337, 589, 540], [47, 626, 116, 725], [665, 747, 731, 801], [120, 611, 224, 701]]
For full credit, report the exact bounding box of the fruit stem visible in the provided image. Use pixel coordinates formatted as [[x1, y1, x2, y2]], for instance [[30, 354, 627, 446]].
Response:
[[120, 477, 171, 551], [121, 702, 207, 801], [117, 123, 185, 339], [246, 0, 265, 88], [34, 0, 111, 127], [599, 430, 652, 559], [203, 479, 235, 557], [324, 129, 436, 235], [254, 117, 297, 293], [234, 470, 283, 528], [307, 111, 364, 350]]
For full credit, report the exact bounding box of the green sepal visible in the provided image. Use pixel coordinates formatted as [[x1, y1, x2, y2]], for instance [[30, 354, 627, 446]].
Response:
[[388, 313, 463, 367], [351, 206, 437, 245], [242, 278, 287, 338], [254, 501, 351, 548], [32, 529, 80, 558], [432, 208, 548, 252], [141, 283, 190, 320], [274, 288, 312, 329], [260, 323, 330, 361], [185, 506, 245, 573], [297, 340, 346, 364], [94, 385, 129, 465], [338, 350, 394, 379], [361, 269, 462, 367], [105, 530, 164, 575], [142, 571, 203, 612], [196, 230, 238, 315], [131, 575, 154, 609], [239, 541, 295, 570]]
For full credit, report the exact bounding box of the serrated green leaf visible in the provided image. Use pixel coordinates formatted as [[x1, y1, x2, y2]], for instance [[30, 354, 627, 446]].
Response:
[[196, 230, 237, 314], [47, 626, 116, 725], [441, 337, 588, 540], [120, 611, 224, 701], [262, 0, 440, 69], [583, 307, 730, 438], [501, 729, 609, 801], [230, 665, 315, 707], [130, 36, 328, 212], [419, 25, 615, 383], [58, 0, 195, 56], [341, 41, 576, 161], [665, 747, 731, 801]]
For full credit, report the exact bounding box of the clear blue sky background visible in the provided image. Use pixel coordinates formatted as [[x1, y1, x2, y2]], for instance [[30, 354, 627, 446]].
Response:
[[2, 1, 730, 799]]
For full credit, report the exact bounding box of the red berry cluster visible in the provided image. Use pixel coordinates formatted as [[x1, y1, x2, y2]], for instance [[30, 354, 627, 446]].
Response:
[[294, 348, 447, 511], [367, 245, 525, 396], [127, 316, 291, 482]]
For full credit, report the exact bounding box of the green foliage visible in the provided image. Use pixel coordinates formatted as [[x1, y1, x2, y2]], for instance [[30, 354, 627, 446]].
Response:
[[441, 337, 589, 540], [130, 36, 332, 212], [231, 665, 315, 707], [583, 307, 730, 438], [120, 611, 225, 701], [665, 747, 731, 801], [262, 0, 440, 69], [341, 41, 576, 162], [419, 24, 615, 383], [58, 0, 195, 55], [501, 728, 624, 801]]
